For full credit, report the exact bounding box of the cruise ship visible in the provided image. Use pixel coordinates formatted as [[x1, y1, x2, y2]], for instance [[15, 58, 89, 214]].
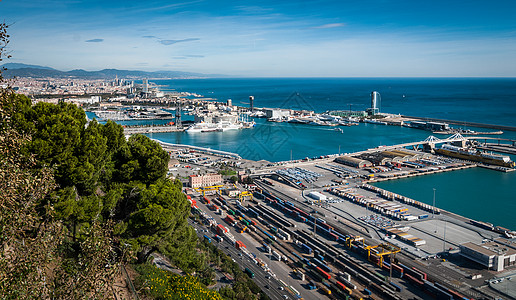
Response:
[[435, 144, 515, 168], [186, 121, 243, 133]]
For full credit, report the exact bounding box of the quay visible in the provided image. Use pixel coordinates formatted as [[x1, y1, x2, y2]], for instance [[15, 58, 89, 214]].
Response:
[[124, 125, 184, 134], [475, 143, 516, 155], [166, 130, 515, 300], [405, 115, 516, 132], [155, 140, 241, 159]]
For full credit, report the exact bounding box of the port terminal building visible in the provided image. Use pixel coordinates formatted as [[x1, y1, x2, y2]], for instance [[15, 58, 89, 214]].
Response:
[[459, 238, 516, 272], [334, 156, 373, 168], [265, 108, 291, 120], [189, 173, 223, 188], [408, 121, 450, 132]]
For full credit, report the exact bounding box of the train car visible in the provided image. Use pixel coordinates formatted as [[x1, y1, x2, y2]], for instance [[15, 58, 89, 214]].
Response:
[[328, 232, 339, 241], [411, 267, 428, 280], [389, 281, 403, 292], [320, 286, 332, 295], [292, 252, 303, 263], [203, 235, 211, 243], [307, 280, 317, 290], [404, 274, 423, 287], [399, 263, 424, 281], [391, 264, 404, 277], [314, 266, 331, 280], [312, 258, 332, 273], [303, 258, 311, 266], [423, 280, 453, 300], [299, 243, 313, 254], [336, 281, 353, 295], [224, 215, 237, 226], [434, 282, 467, 300]]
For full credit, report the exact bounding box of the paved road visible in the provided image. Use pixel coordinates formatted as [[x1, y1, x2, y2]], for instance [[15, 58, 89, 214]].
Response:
[[189, 219, 297, 300]]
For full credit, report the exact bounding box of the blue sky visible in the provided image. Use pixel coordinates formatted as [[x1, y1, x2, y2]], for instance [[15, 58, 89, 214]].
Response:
[[2, 0, 516, 76]]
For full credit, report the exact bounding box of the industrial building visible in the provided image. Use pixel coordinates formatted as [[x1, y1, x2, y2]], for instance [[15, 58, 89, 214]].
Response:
[[409, 121, 450, 132], [459, 238, 516, 272], [265, 108, 291, 120], [356, 153, 392, 166], [328, 110, 367, 118], [334, 156, 372, 168], [189, 173, 223, 188], [308, 191, 327, 201]]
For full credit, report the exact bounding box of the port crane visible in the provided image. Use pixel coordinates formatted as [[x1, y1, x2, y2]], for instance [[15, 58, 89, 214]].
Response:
[[194, 185, 224, 197], [365, 243, 401, 268], [238, 191, 254, 202]]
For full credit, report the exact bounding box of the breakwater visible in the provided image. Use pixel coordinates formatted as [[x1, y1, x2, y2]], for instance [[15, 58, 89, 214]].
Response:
[[405, 115, 516, 132]]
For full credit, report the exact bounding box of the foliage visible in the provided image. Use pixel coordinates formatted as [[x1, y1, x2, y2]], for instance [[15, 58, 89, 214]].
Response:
[[196, 239, 268, 300], [218, 168, 237, 176], [113, 134, 169, 185], [134, 263, 223, 300], [0, 22, 119, 298]]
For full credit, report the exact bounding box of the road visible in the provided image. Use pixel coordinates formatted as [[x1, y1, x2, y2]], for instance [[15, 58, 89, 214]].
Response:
[[189, 219, 302, 300]]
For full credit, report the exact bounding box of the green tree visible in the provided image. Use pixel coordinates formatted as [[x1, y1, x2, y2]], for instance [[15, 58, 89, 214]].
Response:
[[113, 134, 169, 184], [116, 179, 197, 265], [0, 23, 119, 298]]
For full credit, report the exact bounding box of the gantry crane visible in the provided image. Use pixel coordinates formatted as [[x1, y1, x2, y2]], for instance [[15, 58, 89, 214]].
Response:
[[194, 185, 224, 197]]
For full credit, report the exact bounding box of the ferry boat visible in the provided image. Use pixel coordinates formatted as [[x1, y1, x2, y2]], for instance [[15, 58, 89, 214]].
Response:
[[435, 144, 515, 168]]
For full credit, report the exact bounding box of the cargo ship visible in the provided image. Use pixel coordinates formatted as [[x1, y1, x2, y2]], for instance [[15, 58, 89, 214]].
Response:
[[435, 144, 516, 168]]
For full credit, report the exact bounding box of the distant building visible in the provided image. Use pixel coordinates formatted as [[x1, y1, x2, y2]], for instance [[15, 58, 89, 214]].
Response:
[[249, 96, 254, 111], [265, 108, 291, 120], [308, 191, 327, 201], [366, 91, 380, 116], [189, 173, 223, 188], [334, 156, 372, 168], [409, 121, 450, 132], [224, 188, 240, 197], [328, 110, 367, 118], [459, 238, 516, 272]]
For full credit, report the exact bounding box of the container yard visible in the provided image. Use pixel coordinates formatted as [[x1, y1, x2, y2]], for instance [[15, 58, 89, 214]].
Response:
[[178, 136, 516, 300]]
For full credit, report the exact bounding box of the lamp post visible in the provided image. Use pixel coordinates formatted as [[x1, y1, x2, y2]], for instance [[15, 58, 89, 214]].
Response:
[[432, 188, 436, 218], [443, 219, 447, 253], [433, 188, 438, 234]]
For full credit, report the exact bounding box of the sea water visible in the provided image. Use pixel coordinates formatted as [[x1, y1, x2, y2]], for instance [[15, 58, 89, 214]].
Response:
[[92, 78, 516, 229]]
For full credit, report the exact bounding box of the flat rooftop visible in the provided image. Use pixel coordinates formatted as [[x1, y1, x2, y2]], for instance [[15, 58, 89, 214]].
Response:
[[462, 239, 516, 256]]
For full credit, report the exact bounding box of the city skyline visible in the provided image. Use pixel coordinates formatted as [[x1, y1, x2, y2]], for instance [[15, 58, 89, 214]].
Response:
[[2, 0, 516, 77]]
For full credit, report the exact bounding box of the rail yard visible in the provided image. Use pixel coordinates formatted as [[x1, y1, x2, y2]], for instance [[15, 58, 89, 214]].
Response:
[[174, 138, 516, 300]]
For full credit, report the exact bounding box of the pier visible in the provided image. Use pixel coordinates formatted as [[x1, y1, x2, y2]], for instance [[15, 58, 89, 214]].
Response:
[[154, 140, 242, 159], [405, 115, 516, 132], [123, 125, 184, 135]]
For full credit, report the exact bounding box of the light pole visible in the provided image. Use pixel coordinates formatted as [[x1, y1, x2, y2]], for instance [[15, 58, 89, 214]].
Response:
[[432, 188, 436, 218], [443, 219, 447, 253], [433, 188, 438, 234]]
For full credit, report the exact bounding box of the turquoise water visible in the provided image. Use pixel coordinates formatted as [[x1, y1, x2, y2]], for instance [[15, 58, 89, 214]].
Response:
[[155, 78, 516, 127], [373, 167, 516, 230], [89, 78, 516, 229]]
